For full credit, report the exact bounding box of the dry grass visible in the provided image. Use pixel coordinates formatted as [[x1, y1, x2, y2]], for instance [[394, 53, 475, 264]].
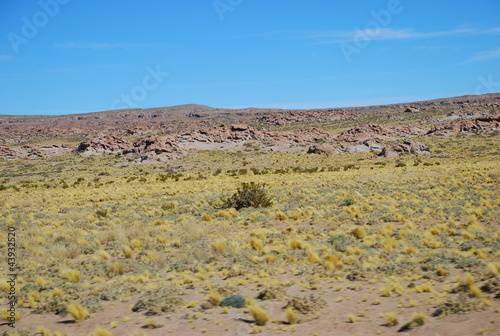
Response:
[[0, 126, 499, 335]]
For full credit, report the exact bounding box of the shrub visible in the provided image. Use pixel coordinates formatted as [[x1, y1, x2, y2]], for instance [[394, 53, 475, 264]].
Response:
[[220, 295, 246, 308], [285, 295, 326, 314], [327, 235, 356, 252], [257, 287, 287, 300], [341, 198, 355, 206], [220, 182, 273, 210], [131, 288, 183, 315], [95, 210, 108, 218]]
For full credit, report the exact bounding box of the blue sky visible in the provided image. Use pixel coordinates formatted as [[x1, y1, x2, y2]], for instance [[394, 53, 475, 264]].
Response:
[[0, 0, 499, 115]]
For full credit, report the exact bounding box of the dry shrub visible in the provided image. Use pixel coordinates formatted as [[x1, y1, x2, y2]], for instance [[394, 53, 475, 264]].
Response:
[[285, 294, 326, 314], [399, 312, 426, 331], [257, 286, 287, 300], [433, 293, 486, 316], [481, 277, 500, 298], [131, 288, 183, 315]]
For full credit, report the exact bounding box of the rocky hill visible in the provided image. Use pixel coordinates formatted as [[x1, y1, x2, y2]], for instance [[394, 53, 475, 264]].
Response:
[[0, 93, 498, 162]]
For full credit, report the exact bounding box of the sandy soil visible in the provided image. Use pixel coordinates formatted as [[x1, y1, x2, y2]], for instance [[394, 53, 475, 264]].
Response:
[[3, 275, 499, 336]]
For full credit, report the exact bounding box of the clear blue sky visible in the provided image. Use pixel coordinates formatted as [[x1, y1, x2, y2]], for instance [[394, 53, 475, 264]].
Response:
[[0, 0, 499, 115]]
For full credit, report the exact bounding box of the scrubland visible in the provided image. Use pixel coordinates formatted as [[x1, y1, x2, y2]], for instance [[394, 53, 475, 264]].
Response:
[[0, 132, 499, 336]]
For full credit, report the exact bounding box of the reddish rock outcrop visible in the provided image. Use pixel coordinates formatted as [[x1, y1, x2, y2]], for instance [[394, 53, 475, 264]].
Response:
[[179, 124, 265, 143], [378, 140, 430, 158], [307, 144, 339, 155], [130, 135, 181, 162], [427, 115, 500, 136], [404, 107, 420, 113], [76, 134, 182, 162], [338, 124, 426, 143], [0, 144, 75, 159], [0, 145, 16, 159], [77, 136, 132, 155]]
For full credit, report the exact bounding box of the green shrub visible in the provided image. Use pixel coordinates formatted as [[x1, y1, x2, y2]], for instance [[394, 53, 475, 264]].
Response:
[[341, 198, 355, 206], [220, 295, 246, 308], [95, 210, 108, 218], [220, 182, 273, 210]]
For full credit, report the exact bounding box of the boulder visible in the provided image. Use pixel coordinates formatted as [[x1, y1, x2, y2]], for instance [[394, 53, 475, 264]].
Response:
[[378, 147, 399, 158], [230, 124, 250, 132], [404, 107, 420, 113], [307, 144, 339, 154], [378, 140, 430, 158], [0, 145, 16, 159]]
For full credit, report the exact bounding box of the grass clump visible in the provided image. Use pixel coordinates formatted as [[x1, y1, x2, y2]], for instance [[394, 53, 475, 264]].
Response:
[[351, 226, 366, 240], [143, 318, 163, 329], [248, 304, 269, 326], [399, 312, 426, 331], [381, 312, 399, 326], [220, 182, 273, 210], [94, 327, 113, 336], [208, 292, 223, 307], [286, 307, 299, 325], [61, 269, 81, 283], [67, 303, 90, 323]]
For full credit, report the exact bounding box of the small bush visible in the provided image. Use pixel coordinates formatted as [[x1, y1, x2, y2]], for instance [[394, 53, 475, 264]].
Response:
[[220, 182, 273, 210], [257, 287, 287, 300], [220, 295, 246, 308], [395, 161, 406, 167], [285, 295, 326, 314], [95, 210, 108, 218], [341, 198, 355, 206]]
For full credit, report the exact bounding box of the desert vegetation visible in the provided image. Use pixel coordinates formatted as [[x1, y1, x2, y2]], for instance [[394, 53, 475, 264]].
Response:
[[0, 104, 499, 336]]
